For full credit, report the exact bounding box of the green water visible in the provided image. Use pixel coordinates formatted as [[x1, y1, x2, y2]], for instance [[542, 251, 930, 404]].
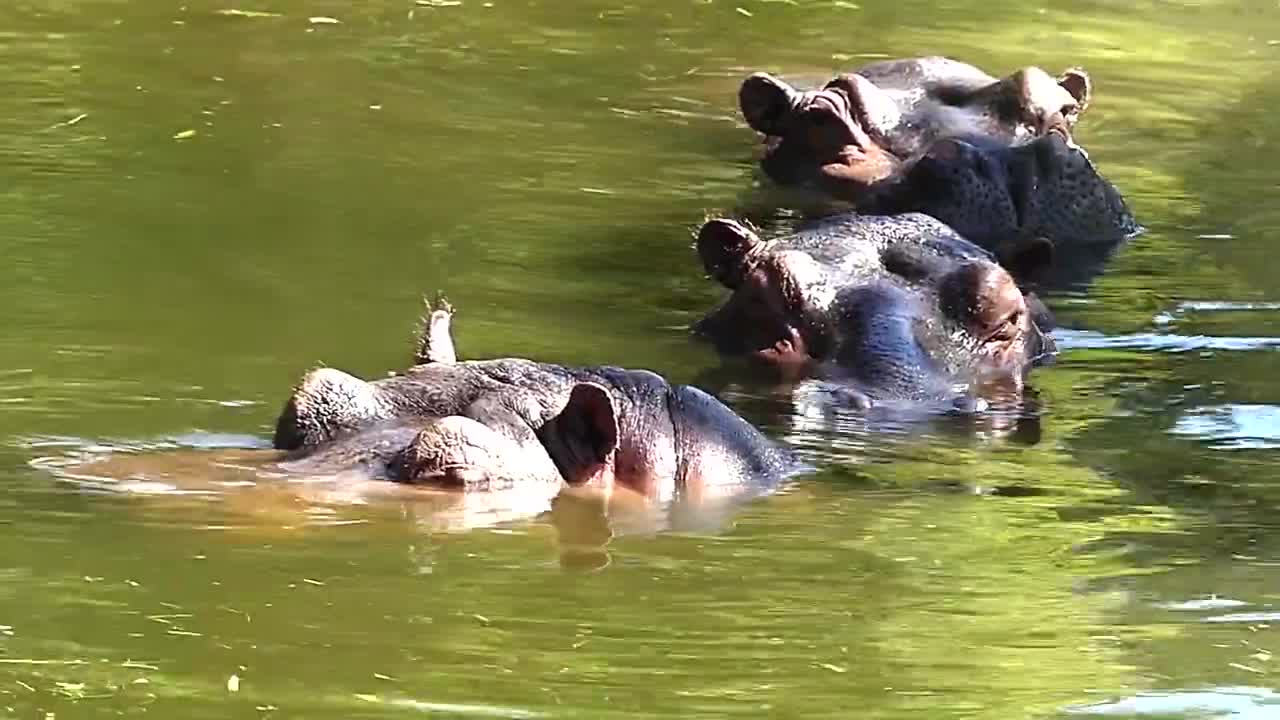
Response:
[[4, 0, 1280, 717]]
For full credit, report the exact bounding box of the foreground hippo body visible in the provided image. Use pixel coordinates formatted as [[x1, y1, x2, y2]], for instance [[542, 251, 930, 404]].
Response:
[[741, 56, 1091, 201], [274, 303, 800, 500], [693, 213, 1055, 409]]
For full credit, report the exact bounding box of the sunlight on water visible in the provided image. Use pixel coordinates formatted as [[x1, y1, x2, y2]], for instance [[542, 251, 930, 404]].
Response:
[[1170, 404, 1280, 450], [1057, 329, 1280, 353], [1065, 687, 1280, 718]]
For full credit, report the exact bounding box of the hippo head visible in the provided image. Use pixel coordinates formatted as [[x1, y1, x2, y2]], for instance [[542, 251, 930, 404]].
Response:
[[897, 130, 1142, 282], [693, 218, 1054, 405], [275, 368, 621, 490], [739, 64, 1091, 203], [389, 383, 619, 490]]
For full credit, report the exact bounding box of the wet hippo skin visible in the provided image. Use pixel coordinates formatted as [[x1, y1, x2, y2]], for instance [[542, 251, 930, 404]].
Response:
[[693, 212, 1057, 410], [273, 300, 802, 501]]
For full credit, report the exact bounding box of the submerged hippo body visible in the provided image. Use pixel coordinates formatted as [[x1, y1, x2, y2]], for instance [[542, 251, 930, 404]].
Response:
[[693, 212, 1055, 410], [741, 56, 1092, 202], [274, 303, 799, 500]]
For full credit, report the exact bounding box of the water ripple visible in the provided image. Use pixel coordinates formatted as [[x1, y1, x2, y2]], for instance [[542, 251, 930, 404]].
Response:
[[1065, 686, 1280, 717], [1170, 405, 1280, 450], [1057, 329, 1280, 353]]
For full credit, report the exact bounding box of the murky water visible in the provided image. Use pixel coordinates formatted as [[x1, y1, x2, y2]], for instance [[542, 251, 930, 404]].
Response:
[[2, 1, 1280, 717]]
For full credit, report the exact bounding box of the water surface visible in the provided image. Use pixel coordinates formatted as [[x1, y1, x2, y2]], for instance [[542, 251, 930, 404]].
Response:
[[3, 1, 1280, 717]]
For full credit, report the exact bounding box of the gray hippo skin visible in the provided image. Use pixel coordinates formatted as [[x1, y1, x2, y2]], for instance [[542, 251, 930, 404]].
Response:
[[881, 130, 1142, 289], [693, 213, 1056, 409], [273, 302, 799, 500], [740, 56, 1091, 201]]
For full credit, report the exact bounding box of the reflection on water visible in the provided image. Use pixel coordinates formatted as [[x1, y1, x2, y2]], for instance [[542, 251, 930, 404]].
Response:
[[1154, 596, 1249, 612], [1057, 329, 1280, 353], [28, 432, 768, 573], [1171, 404, 1280, 450], [2, 0, 1280, 717], [1065, 687, 1280, 718]]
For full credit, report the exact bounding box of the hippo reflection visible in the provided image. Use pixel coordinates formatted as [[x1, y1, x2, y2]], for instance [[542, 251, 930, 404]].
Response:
[[46, 440, 750, 556]]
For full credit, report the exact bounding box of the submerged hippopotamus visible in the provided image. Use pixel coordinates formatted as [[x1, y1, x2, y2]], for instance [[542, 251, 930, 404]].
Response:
[[692, 212, 1055, 409], [274, 301, 800, 499], [737, 57, 1139, 284], [740, 56, 1092, 201]]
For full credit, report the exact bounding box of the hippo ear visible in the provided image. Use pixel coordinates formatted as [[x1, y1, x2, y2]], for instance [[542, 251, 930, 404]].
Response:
[[740, 73, 799, 135], [1001, 236, 1055, 285], [540, 383, 619, 485], [1057, 68, 1091, 112], [414, 294, 457, 365], [697, 218, 762, 289]]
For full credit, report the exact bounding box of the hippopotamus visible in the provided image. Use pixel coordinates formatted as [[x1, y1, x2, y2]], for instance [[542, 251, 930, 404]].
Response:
[[740, 56, 1092, 201], [736, 58, 1138, 288], [692, 212, 1055, 409], [273, 300, 800, 499]]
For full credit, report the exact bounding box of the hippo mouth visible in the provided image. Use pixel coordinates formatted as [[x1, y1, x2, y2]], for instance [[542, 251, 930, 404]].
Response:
[[784, 86, 902, 193]]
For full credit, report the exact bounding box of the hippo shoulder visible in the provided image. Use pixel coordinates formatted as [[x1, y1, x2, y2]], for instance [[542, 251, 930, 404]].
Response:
[[669, 384, 801, 487]]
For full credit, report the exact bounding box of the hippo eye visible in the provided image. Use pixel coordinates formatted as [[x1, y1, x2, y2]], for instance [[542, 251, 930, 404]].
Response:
[[982, 308, 1022, 343]]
